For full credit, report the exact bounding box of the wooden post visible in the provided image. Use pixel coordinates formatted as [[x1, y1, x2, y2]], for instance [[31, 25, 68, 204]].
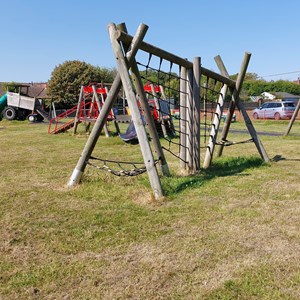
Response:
[[203, 84, 228, 168], [104, 86, 120, 134], [117, 23, 170, 177], [193, 57, 201, 172], [159, 85, 176, 135], [284, 99, 300, 136], [180, 66, 187, 171], [92, 85, 110, 137], [216, 53, 269, 162], [203, 55, 229, 168], [215, 53, 249, 157], [73, 86, 84, 134], [109, 23, 163, 199], [186, 68, 194, 173], [151, 84, 168, 137], [68, 23, 147, 187]]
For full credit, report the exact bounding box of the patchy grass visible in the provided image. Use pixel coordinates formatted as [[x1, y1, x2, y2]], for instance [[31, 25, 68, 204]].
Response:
[[0, 119, 300, 299]]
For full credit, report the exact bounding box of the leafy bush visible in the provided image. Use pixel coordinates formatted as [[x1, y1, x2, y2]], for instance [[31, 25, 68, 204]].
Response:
[[48, 60, 115, 107]]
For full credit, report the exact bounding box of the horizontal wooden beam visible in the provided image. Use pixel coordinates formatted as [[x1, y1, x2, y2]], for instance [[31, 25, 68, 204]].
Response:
[[116, 29, 236, 88]]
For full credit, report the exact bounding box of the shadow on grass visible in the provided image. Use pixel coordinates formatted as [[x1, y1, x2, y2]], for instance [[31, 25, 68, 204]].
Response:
[[271, 154, 300, 162], [162, 156, 265, 196]]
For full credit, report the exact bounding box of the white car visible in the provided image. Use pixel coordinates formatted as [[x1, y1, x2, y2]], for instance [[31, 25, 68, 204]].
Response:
[[252, 101, 296, 120]]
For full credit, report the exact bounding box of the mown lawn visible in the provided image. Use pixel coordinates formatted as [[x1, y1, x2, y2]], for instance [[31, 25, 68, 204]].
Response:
[[0, 119, 300, 299]]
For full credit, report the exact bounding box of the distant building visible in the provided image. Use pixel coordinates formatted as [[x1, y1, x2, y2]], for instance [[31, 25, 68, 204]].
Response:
[[293, 77, 300, 85], [261, 92, 276, 100], [256, 91, 300, 102]]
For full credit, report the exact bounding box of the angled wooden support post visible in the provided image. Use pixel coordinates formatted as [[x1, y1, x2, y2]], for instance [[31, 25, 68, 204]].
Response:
[[117, 23, 170, 177], [215, 53, 269, 162], [67, 23, 147, 187], [193, 57, 201, 172], [284, 99, 300, 136], [215, 52, 248, 157], [203, 55, 229, 168], [109, 23, 163, 199]]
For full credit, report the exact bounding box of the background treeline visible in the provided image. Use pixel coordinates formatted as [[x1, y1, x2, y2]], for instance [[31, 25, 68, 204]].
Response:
[[7, 61, 299, 107]]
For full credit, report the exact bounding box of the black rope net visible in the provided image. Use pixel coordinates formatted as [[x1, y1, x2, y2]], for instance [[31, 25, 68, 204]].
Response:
[[86, 50, 253, 177], [87, 156, 159, 177], [136, 54, 189, 163], [134, 50, 251, 165]]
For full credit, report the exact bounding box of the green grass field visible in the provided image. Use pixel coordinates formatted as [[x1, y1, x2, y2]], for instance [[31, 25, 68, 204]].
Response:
[[0, 119, 300, 299]]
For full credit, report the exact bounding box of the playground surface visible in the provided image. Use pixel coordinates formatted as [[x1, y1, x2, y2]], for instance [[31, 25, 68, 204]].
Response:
[[1, 120, 300, 299]]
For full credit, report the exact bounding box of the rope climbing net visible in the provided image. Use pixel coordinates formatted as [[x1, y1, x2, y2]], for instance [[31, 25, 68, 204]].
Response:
[[87, 156, 159, 177], [135, 50, 245, 165], [137, 53, 188, 162]]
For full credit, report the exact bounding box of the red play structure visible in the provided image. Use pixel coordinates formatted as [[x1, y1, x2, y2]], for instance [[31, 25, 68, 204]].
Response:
[[48, 82, 174, 139], [48, 83, 115, 135]]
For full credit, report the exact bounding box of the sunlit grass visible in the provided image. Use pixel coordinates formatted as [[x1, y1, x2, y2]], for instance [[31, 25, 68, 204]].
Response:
[[0, 119, 300, 299]]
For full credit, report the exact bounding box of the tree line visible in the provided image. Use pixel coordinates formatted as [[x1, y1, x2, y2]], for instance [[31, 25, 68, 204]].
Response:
[[6, 61, 300, 107]]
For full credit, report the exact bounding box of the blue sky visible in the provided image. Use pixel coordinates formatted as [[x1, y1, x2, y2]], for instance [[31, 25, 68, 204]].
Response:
[[1, 0, 300, 83]]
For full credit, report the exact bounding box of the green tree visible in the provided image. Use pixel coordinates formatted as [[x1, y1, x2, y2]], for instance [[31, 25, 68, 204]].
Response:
[[1, 81, 18, 93], [242, 77, 300, 100], [48, 60, 115, 106]]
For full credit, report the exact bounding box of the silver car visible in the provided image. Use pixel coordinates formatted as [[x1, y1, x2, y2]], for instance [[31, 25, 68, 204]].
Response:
[[252, 101, 296, 120]]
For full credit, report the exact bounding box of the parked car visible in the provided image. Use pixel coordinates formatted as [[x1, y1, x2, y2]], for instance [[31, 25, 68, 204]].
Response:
[[252, 101, 296, 120]]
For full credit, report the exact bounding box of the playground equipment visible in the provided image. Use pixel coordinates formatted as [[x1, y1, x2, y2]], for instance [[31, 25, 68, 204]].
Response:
[[119, 118, 139, 143], [0, 91, 49, 122], [68, 22, 269, 200], [48, 83, 119, 135], [0, 94, 7, 120], [118, 83, 175, 143]]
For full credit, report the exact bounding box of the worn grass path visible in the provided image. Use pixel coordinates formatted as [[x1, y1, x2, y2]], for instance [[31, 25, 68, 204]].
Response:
[[0, 120, 300, 299]]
